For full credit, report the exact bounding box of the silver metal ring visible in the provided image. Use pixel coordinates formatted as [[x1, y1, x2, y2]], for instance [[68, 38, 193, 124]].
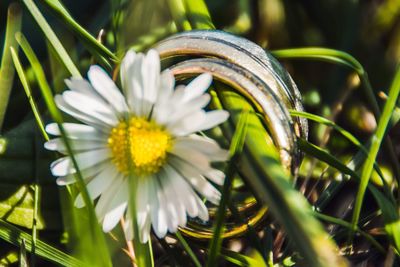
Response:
[[153, 30, 307, 240]]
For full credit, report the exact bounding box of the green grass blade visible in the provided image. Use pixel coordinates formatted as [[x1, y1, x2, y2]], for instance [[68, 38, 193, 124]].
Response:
[[167, 0, 192, 31], [271, 48, 380, 120], [183, 0, 215, 30], [39, 0, 117, 63], [271, 47, 400, 181], [206, 111, 249, 267], [0, 3, 22, 132], [298, 138, 358, 178], [130, 22, 177, 52], [351, 63, 400, 240], [175, 231, 202, 267], [299, 136, 400, 252], [127, 174, 154, 267], [313, 212, 385, 253], [290, 110, 364, 150], [10, 47, 49, 141], [215, 89, 348, 267], [19, 239, 28, 267], [219, 248, 266, 266], [272, 48, 363, 73], [0, 219, 83, 266], [22, 0, 81, 78], [15, 33, 112, 266], [291, 110, 391, 189], [31, 178, 41, 266], [367, 187, 400, 255]]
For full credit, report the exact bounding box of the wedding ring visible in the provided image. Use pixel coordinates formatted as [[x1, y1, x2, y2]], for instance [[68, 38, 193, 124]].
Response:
[[154, 30, 307, 240]]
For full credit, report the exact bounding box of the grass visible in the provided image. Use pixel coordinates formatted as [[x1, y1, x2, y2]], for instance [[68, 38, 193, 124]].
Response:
[[0, 0, 400, 266]]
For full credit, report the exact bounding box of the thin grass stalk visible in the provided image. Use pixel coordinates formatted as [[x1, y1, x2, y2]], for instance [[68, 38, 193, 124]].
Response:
[[22, 0, 81, 78], [291, 110, 389, 181], [183, 0, 215, 30], [40, 0, 118, 63], [299, 136, 400, 252], [206, 111, 249, 267], [314, 212, 385, 253], [271, 48, 400, 182], [290, 110, 366, 151], [175, 231, 202, 267], [298, 138, 360, 178], [31, 131, 43, 267], [214, 89, 348, 267], [298, 138, 385, 196], [351, 63, 400, 240], [167, 0, 192, 31], [10, 47, 49, 141], [127, 173, 154, 267], [0, 219, 83, 266], [19, 239, 28, 267], [0, 3, 22, 132], [130, 22, 177, 52], [16, 33, 112, 266]]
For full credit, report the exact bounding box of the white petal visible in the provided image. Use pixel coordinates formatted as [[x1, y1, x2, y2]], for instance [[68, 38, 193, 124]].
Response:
[[169, 110, 229, 136], [45, 123, 105, 140], [169, 85, 186, 105], [204, 169, 225, 186], [62, 90, 119, 124], [65, 78, 97, 96], [44, 138, 106, 154], [120, 50, 146, 117], [50, 148, 110, 177], [165, 94, 211, 126], [95, 174, 124, 221], [162, 167, 187, 226], [169, 150, 225, 186], [174, 135, 229, 161], [136, 177, 150, 229], [152, 102, 172, 125], [55, 161, 109, 185], [55, 175, 76, 185], [64, 78, 107, 106], [169, 159, 221, 205], [149, 178, 168, 238], [195, 197, 209, 221], [167, 110, 206, 136], [158, 171, 181, 232], [182, 73, 212, 102], [123, 213, 134, 241], [120, 50, 136, 97], [75, 165, 119, 208], [87, 65, 128, 114], [102, 180, 128, 232], [142, 49, 160, 106], [55, 95, 112, 131], [127, 54, 145, 115], [193, 110, 229, 132], [164, 165, 198, 218], [156, 69, 175, 105], [140, 213, 152, 243], [169, 147, 211, 172]]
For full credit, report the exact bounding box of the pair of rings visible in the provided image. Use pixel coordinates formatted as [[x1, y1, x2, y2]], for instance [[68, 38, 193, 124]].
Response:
[[153, 30, 308, 240]]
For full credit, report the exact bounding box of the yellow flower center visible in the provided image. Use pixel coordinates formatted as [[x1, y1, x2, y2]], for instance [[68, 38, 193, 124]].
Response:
[[108, 117, 173, 176]]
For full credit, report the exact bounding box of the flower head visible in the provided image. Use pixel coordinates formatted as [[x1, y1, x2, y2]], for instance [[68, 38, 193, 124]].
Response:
[[45, 49, 229, 243]]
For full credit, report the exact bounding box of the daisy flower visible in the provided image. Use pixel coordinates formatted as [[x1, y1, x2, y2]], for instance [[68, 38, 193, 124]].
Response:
[[44, 49, 229, 243]]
